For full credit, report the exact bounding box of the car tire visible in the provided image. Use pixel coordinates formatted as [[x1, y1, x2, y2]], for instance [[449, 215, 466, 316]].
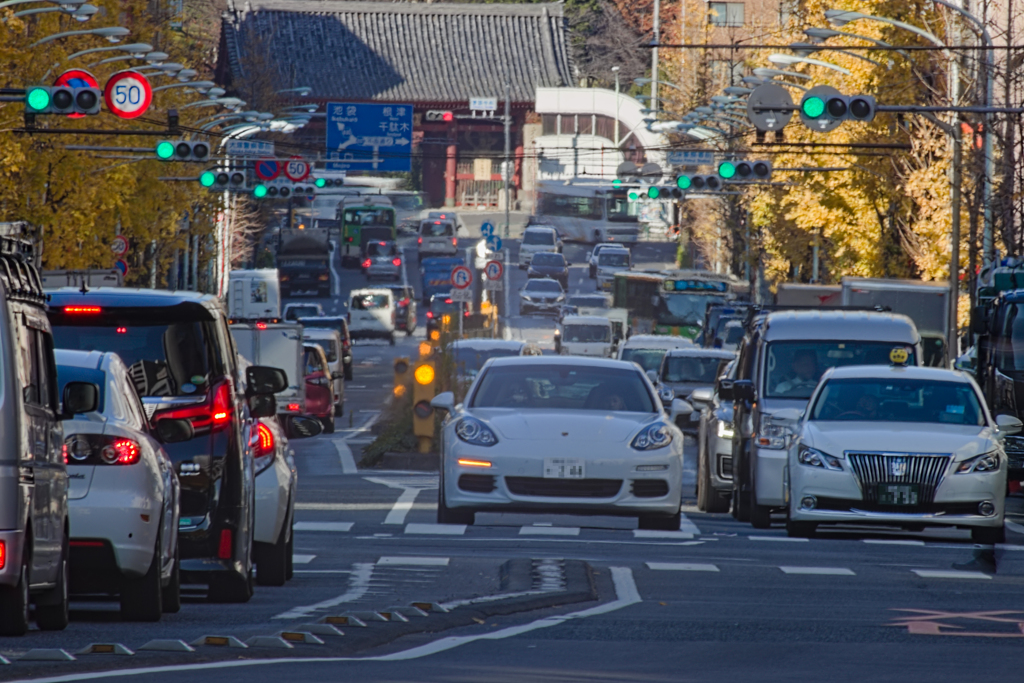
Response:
[[971, 525, 1006, 544], [589, 266, 595, 279], [786, 520, 816, 538], [161, 544, 181, 614], [638, 509, 681, 531], [335, 402, 344, 416], [256, 513, 289, 587], [389, 332, 396, 346], [322, 412, 335, 434], [749, 502, 772, 529], [0, 550, 30, 636], [35, 534, 69, 631], [344, 363, 353, 381], [732, 485, 751, 522], [437, 487, 474, 525], [285, 522, 294, 581], [121, 538, 163, 622], [208, 567, 253, 604]]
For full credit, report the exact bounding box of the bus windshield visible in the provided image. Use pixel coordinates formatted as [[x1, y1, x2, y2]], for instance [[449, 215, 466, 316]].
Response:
[[343, 208, 394, 226], [606, 195, 638, 222], [656, 293, 728, 327]]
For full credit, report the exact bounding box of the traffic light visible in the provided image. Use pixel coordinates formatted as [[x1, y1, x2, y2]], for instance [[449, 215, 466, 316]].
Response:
[[314, 177, 344, 188], [425, 110, 454, 122], [393, 357, 410, 399], [156, 140, 210, 162], [199, 169, 246, 190], [675, 174, 722, 191], [800, 86, 875, 132], [24, 85, 101, 115], [718, 160, 773, 182], [251, 182, 317, 199], [412, 361, 436, 453]]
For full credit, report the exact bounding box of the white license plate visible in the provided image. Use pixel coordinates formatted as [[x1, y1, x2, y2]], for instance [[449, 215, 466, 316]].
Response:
[[543, 458, 585, 479]]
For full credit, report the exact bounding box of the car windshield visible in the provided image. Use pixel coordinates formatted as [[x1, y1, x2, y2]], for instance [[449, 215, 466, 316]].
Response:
[[422, 222, 453, 236], [620, 348, 669, 373], [389, 194, 424, 211], [308, 339, 338, 363], [765, 341, 918, 399], [455, 347, 522, 377], [366, 242, 396, 257], [526, 280, 562, 294], [606, 195, 638, 223], [568, 296, 609, 309], [598, 251, 629, 266], [523, 230, 555, 245], [656, 293, 727, 327], [663, 356, 729, 383], [285, 305, 320, 320], [810, 377, 984, 426], [344, 208, 394, 226], [563, 324, 611, 343], [298, 318, 347, 336], [532, 253, 565, 267], [431, 299, 461, 314], [351, 294, 389, 310], [472, 364, 655, 412]]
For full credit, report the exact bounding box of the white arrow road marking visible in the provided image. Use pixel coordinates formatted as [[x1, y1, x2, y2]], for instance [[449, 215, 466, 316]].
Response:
[[272, 562, 375, 619], [365, 476, 439, 525]]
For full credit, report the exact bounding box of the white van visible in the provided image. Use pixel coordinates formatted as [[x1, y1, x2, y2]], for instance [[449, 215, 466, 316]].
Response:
[[348, 288, 396, 344], [228, 269, 281, 321], [418, 219, 458, 260], [595, 246, 631, 291], [518, 226, 561, 268], [556, 315, 614, 357], [303, 328, 345, 413]]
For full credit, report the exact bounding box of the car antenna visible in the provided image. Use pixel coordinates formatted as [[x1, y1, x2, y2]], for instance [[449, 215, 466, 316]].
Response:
[[79, 280, 89, 294]]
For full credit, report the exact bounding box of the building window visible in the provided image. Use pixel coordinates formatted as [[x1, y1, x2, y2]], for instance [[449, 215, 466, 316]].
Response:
[[542, 114, 557, 136], [709, 2, 744, 27]]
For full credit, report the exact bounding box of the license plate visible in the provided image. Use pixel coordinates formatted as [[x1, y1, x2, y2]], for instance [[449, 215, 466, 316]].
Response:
[[544, 458, 585, 479], [877, 484, 919, 505]]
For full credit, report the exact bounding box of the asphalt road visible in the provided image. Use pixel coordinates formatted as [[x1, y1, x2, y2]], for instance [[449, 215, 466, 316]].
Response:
[[4, 225, 1024, 681]]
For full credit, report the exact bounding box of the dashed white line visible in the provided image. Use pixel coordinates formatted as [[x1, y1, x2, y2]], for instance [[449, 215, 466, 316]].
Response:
[[863, 539, 925, 546], [912, 569, 992, 580], [292, 554, 316, 564], [749, 535, 809, 542], [333, 440, 358, 474], [293, 522, 354, 532], [646, 562, 719, 572], [779, 566, 855, 576], [405, 523, 466, 535], [633, 530, 694, 540], [1005, 519, 1024, 535], [377, 556, 450, 566], [272, 562, 374, 619], [519, 526, 580, 536], [383, 487, 422, 525], [677, 513, 701, 535]]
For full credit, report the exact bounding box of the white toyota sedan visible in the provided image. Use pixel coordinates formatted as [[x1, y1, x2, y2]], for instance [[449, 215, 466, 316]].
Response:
[[786, 365, 1018, 543], [431, 357, 684, 530]]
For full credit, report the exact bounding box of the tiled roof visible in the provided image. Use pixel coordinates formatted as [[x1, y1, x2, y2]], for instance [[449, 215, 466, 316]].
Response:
[[220, 1, 574, 104]]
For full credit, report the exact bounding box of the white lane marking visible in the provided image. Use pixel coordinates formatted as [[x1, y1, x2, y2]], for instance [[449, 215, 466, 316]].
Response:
[[293, 522, 354, 532], [293, 570, 352, 574], [272, 562, 374, 619], [377, 556, 449, 566], [863, 539, 925, 546], [1006, 519, 1024, 535], [646, 562, 719, 572], [292, 554, 316, 564], [384, 487, 422, 525], [912, 569, 992, 580], [296, 502, 436, 511], [633, 530, 694, 539], [519, 526, 580, 536], [749, 536, 809, 542], [779, 566, 855, 576], [405, 523, 466, 535], [677, 513, 700, 535], [439, 589, 556, 610], [347, 385, 367, 389], [996, 544, 1024, 551], [328, 240, 342, 297], [333, 440, 358, 474]]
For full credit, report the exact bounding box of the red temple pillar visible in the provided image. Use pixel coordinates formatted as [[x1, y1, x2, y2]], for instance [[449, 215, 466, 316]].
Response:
[[445, 139, 457, 208]]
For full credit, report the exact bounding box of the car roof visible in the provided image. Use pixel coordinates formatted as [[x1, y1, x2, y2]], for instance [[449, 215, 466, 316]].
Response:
[[664, 348, 737, 360], [350, 288, 393, 297], [54, 348, 106, 370], [762, 310, 920, 342], [563, 315, 611, 325], [46, 286, 221, 310], [451, 339, 525, 351], [823, 365, 973, 383], [596, 243, 629, 251], [486, 355, 642, 371], [524, 226, 557, 233], [622, 335, 694, 348], [303, 328, 340, 339]]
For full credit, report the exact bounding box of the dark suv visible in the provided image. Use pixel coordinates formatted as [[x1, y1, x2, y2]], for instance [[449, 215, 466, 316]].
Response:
[[47, 288, 283, 602]]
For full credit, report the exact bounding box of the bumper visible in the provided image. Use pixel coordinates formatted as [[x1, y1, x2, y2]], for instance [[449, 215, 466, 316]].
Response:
[[366, 265, 400, 279], [754, 446, 788, 506], [254, 455, 293, 545], [520, 300, 561, 314], [0, 529, 25, 587], [709, 434, 734, 491]]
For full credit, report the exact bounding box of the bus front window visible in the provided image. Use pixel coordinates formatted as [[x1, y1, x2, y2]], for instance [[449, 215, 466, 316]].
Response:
[[656, 293, 728, 327], [606, 195, 638, 222]]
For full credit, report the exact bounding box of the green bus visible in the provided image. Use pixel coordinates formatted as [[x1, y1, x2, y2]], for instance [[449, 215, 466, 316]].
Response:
[[336, 199, 397, 268], [613, 270, 748, 339]]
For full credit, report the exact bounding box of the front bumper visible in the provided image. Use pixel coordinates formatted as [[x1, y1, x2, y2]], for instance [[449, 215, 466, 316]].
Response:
[[754, 446, 788, 506], [520, 299, 561, 314], [709, 432, 734, 491]]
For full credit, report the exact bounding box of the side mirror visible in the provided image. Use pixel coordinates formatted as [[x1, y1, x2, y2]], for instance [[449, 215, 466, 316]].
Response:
[[61, 381, 99, 418], [430, 391, 455, 414], [646, 369, 660, 385], [671, 398, 693, 417], [248, 393, 277, 418], [732, 379, 755, 402], [154, 418, 195, 444], [247, 366, 288, 395], [972, 306, 988, 335], [585, 252, 592, 260], [996, 413, 1023, 436], [285, 415, 323, 439], [690, 387, 714, 407]]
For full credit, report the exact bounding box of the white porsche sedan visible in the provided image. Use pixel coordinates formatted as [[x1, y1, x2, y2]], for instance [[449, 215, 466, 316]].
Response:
[[786, 365, 1018, 543], [431, 357, 684, 530]]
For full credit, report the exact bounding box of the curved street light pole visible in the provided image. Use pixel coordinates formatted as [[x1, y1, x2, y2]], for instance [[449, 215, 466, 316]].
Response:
[[29, 25, 129, 48]]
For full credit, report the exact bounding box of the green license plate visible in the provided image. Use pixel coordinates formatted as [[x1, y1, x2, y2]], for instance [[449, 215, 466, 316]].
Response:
[[877, 484, 920, 506]]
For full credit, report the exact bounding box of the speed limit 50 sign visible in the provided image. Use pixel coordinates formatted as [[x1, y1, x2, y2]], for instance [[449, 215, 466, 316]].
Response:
[[104, 70, 152, 119]]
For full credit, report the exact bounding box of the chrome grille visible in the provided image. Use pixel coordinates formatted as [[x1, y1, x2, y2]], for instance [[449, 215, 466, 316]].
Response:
[[846, 452, 951, 504]]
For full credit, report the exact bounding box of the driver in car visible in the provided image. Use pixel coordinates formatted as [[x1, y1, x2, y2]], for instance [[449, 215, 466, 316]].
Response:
[[775, 349, 820, 395]]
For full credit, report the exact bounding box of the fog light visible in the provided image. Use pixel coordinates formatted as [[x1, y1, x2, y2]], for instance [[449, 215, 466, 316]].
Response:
[[978, 501, 996, 516], [800, 496, 817, 510]]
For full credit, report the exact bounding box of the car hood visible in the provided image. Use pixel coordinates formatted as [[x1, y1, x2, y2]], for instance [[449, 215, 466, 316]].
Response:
[[801, 421, 998, 462], [470, 409, 655, 443]]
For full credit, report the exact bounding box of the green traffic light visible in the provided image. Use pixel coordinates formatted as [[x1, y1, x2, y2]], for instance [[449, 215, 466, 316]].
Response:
[[253, 184, 268, 198], [199, 171, 215, 187], [315, 178, 326, 188], [26, 87, 50, 111], [676, 176, 691, 190], [156, 141, 175, 160], [718, 162, 736, 179], [647, 186, 660, 199], [628, 190, 639, 201], [612, 179, 622, 189], [802, 96, 825, 118]]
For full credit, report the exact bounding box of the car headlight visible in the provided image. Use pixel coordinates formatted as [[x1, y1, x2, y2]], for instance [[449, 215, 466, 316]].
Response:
[[956, 451, 1000, 474], [757, 413, 795, 450], [555, 295, 565, 302], [797, 445, 843, 471], [632, 422, 673, 451], [716, 420, 734, 440], [455, 417, 498, 447], [522, 295, 533, 302]]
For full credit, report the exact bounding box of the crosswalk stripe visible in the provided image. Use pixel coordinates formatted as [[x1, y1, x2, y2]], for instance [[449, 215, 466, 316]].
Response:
[[912, 569, 992, 580], [646, 562, 719, 572], [292, 554, 317, 564], [633, 530, 694, 540], [294, 522, 354, 532], [405, 523, 466, 535], [378, 556, 450, 566], [779, 566, 855, 576], [519, 526, 580, 536], [749, 535, 809, 542], [677, 513, 701, 535], [863, 539, 925, 546]]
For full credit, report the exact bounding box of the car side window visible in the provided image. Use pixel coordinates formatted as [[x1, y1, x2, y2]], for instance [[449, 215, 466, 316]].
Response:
[[121, 377, 146, 430], [18, 324, 41, 407], [36, 329, 57, 412]]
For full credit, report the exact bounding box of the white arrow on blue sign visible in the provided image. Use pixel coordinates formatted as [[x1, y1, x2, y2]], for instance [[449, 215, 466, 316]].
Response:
[[480, 222, 494, 238], [486, 235, 503, 251]]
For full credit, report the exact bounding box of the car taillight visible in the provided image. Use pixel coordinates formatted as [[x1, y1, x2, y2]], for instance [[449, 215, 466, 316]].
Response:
[[212, 381, 232, 425], [426, 311, 434, 319], [451, 237, 457, 246], [64, 435, 141, 465], [155, 380, 232, 432], [0, 540, 5, 570], [287, 403, 300, 412], [256, 321, 267, 330], [256, 422, 274, 456], [362, 259, 371, 269], [392, 258, 402, 266], [218, 529, 233, 559], [399, 298, 410, 307], [280, 274, 290, 282], [64, 306, 101, 314], [345, 236, 354, 243], [318, 274, 330, 281], [417, 236, 422, 245]]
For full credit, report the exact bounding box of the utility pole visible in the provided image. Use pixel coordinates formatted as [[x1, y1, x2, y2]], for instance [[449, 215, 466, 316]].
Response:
[[503, 80, 511, 239], [652, 0, 660, 114]]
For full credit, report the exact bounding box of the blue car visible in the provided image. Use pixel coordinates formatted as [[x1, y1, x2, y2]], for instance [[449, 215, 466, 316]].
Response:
[[420, 256, 465, 305]]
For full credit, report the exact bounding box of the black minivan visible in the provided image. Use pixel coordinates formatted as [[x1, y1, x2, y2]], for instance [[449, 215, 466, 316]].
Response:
[[47, 288, 285, 602]]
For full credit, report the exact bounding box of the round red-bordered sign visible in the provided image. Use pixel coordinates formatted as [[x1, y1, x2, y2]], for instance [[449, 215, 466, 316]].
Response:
[[54, 69, 100, 119], [484, 259, 504, 281], [104, 70, 152, 120], [114, 259, 129, 276], [283, 158, 310, 182], [255, 159, 281, 181], [451, 265, 473, 290], [110, 235, 129, 256]]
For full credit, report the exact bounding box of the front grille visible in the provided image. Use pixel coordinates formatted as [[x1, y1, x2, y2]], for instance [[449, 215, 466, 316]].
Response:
[[815, 497, 981, 515], [458, 474, 496, 493], [846, 452, 951, 505], [631, 479, 669, 498], [505, 477, 622, 498]]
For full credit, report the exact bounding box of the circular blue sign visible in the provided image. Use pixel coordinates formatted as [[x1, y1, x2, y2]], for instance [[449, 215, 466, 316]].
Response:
[[255, 159, 280, 181], [481, 222, 494, 238], [487, 235, 503, 251]]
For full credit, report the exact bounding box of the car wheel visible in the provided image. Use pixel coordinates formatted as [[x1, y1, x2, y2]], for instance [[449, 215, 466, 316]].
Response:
[[208, 567, 253, 604], [35, 534, 69, 631], [786, 520, 816, 538], [322, 411, 335, 434], [344, 363, 353, 381], [638, 509, 681, 531], [971, 525, 1006, 544], [0, 549, 30, 635], [161, 544, 181, 613], [589, 266, 595, 279], [749, 502, 772, 529], [121, 537, 163, 621], [335, 402, 344, 416], [285, 520, 294, 581], [437, 486, 474, 525], [699, 443, 730, 514], [256, 512, 289, 587]]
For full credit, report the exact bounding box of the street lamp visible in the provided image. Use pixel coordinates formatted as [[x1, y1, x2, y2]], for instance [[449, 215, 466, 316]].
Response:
[[11, 3, 96, 21], [67, 42, 151, 62], [767, 53, 851, 75], [90, 51, 166, 67], [789, 42, 889, 69], [180, 97, 244, 110], [152, 80, 215, 93], [137, 63, 184, 76], [612, 66, 621, 145], [276, 87, 312, 96], [634, 78, 685, 92], [0, 0, 82, 9], [29, 25, 129, 47]]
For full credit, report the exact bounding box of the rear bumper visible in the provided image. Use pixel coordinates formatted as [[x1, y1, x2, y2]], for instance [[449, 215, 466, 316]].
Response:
[[178, 502, 249, 578], [70, 501, 158, 577]]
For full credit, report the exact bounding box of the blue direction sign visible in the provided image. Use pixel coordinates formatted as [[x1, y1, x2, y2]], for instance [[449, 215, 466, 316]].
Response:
[[480, 222, 494, 238], [326, 102, 414, 172], [486, 235, 503, 251]]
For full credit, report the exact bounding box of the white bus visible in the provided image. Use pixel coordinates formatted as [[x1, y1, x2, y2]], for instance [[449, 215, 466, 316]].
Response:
[[534, 179, 640, 244]]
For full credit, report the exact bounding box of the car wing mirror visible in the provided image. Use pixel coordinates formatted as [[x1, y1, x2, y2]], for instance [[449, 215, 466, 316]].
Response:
[[996, 413, 1023, 436], [285, 415, 323, 439], [645, 369, 660, 385], [430, 391, 456, 414], [247, 366, 288, 395], [61, 381, 99, 419], [732, 379, 755, 402], [248, 393, 277, 418], [154, 418, 195, 444], [689, 387, 714, 408]]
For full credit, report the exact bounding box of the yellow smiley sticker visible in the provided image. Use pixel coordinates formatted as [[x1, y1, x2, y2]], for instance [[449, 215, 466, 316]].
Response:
[[889, 347, 909, 365]]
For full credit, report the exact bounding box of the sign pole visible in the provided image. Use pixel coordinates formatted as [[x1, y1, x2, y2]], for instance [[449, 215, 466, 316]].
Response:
[[503, 248, 510, 333], [503, 81, 511, 239]]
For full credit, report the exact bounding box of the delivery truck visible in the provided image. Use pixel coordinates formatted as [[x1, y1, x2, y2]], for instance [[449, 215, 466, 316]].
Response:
[[230, 322, 307, 416], [227, 268, 281, 321]]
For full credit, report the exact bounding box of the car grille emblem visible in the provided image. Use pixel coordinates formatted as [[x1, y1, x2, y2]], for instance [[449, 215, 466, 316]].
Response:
[[890, 457, 908, 477]]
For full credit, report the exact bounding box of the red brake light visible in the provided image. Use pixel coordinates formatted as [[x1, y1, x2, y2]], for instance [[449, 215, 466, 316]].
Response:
[[62, 443, 69, 465], [434, 221, 441, 225], [362, 259, 371, 269], [345, 236, 354, 243], [287, 403, 300, 412], [426, 311, 434, 319], [0, 540, 5, 570], [379, 241, 386, 246], [392, 258, 402, 266], [155, 380, 231, 431], [112, 438, 140, 465], [417, 236, 422, 244], [445, 298, 453, 304], [116, 326, 127, 334], [218, 529, 233, 559], [256, 321, 267, 330], [256, 422, 274, 456], [439, 214, 447, 219], [452, 237, 457, 246], [64, 306, 101, 314]]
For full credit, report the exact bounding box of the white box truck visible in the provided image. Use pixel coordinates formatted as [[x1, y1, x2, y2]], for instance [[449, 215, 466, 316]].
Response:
[[228, 269, 281, 321], [230, 322, 306, 416]]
